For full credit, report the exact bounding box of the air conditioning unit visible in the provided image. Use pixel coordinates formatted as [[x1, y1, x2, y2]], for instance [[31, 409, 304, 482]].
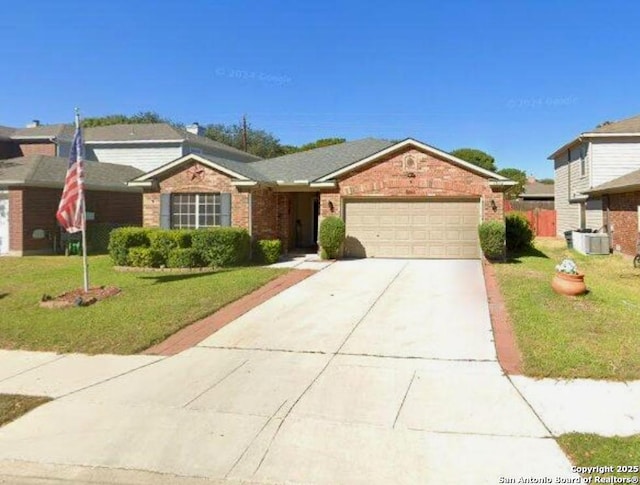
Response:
[[572, 231, 609, 255]]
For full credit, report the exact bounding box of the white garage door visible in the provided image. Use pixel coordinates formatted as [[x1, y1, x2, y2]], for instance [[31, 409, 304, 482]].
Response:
[[344, 199, 481, 259], [0, 194, 8, 255]]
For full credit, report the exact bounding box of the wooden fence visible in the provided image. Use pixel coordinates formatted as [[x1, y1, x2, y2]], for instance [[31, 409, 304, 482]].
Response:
[[505, 201, 557, 237]]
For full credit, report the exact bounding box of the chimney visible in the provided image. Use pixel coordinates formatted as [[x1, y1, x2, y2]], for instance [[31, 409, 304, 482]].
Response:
[[26, 120, 40, 128], [186, 122, 204, 136]]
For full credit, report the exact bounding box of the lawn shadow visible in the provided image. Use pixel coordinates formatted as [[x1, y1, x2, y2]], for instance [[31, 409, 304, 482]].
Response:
[[504, 245, 550, 264], [0, 293, 7, 300], [138, 270, 226, 285]]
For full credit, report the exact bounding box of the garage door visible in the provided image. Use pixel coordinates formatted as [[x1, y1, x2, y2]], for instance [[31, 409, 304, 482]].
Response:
[[344, 199, 481, 259]]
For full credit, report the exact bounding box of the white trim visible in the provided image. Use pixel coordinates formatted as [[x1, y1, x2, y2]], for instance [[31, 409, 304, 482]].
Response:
[[132, 153, 250, 182], [85, 139, 184, 145], [231, 181, 258, 187], [309, 181, 337, 188], [317, 138, 510, 182], [10, 136, 56, 141], [548, 132, 640, 160], [127, 181, 154, 187]]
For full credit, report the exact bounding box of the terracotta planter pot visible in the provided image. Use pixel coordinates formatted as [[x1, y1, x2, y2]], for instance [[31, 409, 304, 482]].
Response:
[[551, 272, 587, 296]]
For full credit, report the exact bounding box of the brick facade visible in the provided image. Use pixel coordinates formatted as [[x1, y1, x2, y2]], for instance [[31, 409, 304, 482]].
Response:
[[607, 191, 640, 256], [144, 162, 249, 229], [319, 147, 504, 222], [8, 187, 141, 255], [17, 142, 57, 157], [143, 162, 295, 250]]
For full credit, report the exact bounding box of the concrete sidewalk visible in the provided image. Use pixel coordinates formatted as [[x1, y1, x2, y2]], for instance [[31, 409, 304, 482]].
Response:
[[0, 350, 162, 398]]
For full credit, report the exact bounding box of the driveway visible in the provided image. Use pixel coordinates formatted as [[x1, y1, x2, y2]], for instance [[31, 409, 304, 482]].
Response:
[[0, 260, 578, 484]]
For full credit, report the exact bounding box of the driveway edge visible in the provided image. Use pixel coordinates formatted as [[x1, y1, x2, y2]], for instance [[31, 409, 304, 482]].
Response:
[[142, 269, 317, 356], [482, 260, 523, 375]]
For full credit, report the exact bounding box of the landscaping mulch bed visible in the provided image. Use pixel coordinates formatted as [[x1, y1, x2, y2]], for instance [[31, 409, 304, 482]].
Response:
[[40, 286, 121, 309]]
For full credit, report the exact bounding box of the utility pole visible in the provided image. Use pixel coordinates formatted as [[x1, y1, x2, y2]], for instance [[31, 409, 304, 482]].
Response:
[[242, 115, 248, 152]]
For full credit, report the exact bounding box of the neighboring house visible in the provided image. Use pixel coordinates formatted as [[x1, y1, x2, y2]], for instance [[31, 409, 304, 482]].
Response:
[[0, 155, 142, 255], [511, 177, 555, 210], [585, 169, 640, 257], [129, 138, 514, 259], [549, 114, 640, 236], [83, 122, 260, 172], [0, 121, 75, 159]]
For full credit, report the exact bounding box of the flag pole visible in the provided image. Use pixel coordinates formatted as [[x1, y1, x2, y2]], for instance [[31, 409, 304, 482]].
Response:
[[76, 108, 90, 293]]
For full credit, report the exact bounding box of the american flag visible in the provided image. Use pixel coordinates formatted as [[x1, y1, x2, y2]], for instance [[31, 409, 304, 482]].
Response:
[[56, 123, 85, 233]]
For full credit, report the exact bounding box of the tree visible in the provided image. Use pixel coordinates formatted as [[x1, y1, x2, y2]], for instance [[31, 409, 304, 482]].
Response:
[[538, 178, 554, 185], [298, 138, 346, 152], [82, 111, 175, 127], [204, 122, 288, 158], [450, 148, 497, 172], [497, 167, 527, 199]]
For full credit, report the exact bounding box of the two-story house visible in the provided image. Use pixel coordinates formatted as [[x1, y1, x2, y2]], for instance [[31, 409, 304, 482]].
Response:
[[549, 114, 640, 236]]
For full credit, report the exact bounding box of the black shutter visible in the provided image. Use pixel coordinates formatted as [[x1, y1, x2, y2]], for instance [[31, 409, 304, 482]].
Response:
[[160, 193, 171, 228], [220, 193, 232, 226]]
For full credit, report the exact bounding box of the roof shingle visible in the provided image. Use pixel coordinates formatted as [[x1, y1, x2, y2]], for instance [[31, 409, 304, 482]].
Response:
[[0, 155, 143, 191], [586, 168, 640, 195]]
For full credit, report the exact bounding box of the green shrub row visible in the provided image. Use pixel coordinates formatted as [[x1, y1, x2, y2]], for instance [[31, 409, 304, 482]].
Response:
[[108, 227, 265, 268], [254, 239, 282, 264]]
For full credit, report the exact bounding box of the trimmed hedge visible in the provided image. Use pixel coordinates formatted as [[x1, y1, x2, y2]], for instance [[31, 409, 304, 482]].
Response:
[[478, 221, 505, 260], [506, 212, 534, 251], [108, 227, 151, 265], [128, 247, 164, 268], [191, 227, 250, 267], [319, 216, 345, 260], [167, 248, 202, 268], [254, 239, 282, 264]]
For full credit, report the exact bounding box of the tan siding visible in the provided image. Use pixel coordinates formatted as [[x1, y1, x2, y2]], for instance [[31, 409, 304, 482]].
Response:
[[591, 137, 640, 187], [554, 156, 579, 235], [87, 144, 183, 172]]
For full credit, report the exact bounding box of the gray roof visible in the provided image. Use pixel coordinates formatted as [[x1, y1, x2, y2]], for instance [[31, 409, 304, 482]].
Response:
[[0, 155, 143, 191], [185, 152, 266, 181], [11, 124, 75, 140], [0, 126, 16, 140], [521, 181, 554, 198], [246, 138, 395, 182], [591, 114, 640, 134], [586, 168, 640, 195], [84, 123, 261, 163]]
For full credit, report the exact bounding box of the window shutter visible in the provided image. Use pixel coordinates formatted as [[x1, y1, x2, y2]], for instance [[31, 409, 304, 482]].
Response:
[[160, 193, 171, 228], [220, 193, 232, 226]]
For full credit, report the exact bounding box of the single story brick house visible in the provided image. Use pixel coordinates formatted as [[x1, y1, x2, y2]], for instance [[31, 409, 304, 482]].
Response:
[[129, 138, 514, 259], [585, 168, 640, 257], [0, 155, 143, 255]]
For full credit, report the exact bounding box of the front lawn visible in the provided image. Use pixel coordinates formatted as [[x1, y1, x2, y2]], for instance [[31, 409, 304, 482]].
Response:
[[0, 256, 287, 354], [0, 394, 50, 427], [493, 238, 640, 380], [558, 433, 640, 479]]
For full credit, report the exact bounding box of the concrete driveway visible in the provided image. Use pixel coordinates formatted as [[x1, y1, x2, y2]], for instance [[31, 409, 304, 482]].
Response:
[[0, 260, 578, 484]]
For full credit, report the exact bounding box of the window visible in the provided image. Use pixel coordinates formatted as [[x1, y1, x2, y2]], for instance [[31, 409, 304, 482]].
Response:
[[171, 193, 220, 229], [580, 146, 586, 177]]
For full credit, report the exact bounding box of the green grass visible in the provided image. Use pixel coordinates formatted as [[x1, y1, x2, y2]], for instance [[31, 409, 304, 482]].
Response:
[[558, 434, 640, 479], [493, 238, 640, 380], [0, 256, 288, 354], [0, 394, 51, 427]]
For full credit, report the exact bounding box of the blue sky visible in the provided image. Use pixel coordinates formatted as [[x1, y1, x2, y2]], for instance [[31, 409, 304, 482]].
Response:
[[1, 1, 639, 178]]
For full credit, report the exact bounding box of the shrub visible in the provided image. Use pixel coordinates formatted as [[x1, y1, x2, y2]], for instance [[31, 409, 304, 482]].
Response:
[[172, 229, 194, 249], [127, 247, 164, 268], [505, 212, 534, 251], [167, 248, 203, 268], [148, 229, 179, 260], [254, 239, 282, 264], [318, 216, 346, 259], [478, 221, 505, 260], [192, 227, 250, 267], [108, 227, 150, 265]]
